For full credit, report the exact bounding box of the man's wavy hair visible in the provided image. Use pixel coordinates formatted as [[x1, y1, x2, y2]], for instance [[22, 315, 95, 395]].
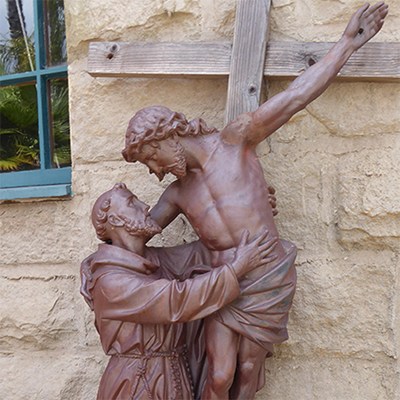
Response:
[[91, 183, 127, 242], [122, 106, 217, 163]]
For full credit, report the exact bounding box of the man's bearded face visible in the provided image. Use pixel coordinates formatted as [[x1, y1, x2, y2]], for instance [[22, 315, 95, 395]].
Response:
[[161, 141, 187, 180], [121, 214, 162, 238], [135, 139, 187, 182], [109, 188, 162, 239]]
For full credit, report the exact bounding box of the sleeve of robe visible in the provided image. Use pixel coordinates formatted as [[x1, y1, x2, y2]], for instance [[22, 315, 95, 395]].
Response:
[[92, 264, 240, 325]]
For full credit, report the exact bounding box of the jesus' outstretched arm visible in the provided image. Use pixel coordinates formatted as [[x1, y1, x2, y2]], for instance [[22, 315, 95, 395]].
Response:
[[220, 2, 389, 147]]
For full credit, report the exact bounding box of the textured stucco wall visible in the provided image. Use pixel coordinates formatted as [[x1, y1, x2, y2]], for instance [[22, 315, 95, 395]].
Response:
[[0, 0, 399, 399]]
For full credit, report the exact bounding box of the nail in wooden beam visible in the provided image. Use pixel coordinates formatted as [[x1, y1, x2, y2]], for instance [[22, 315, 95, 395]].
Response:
[[87, 41, 400, 83]]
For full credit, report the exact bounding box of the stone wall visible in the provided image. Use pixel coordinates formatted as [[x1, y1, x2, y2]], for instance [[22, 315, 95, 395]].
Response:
[[0, 0, 399, 399]]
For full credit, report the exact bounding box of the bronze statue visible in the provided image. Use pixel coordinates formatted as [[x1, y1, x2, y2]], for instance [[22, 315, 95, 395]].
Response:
[[80, 183, 278, 400], [122, 3, 389, 399]]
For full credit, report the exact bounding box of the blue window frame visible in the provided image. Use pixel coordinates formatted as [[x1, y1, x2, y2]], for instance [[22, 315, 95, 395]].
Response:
[[0, 0, 71, 200]]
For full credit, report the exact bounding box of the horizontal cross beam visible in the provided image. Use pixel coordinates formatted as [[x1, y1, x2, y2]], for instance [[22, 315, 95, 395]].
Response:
[[87, 41, 400, 82]]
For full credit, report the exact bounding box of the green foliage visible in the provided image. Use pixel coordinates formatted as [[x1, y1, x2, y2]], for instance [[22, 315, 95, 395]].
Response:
[[0, 24, 39, 171], [47, 0, 67, 66], [0, 1, 70, 173], [0, 81, 71, 171], [50, 80, 70, 168], [0, 35, 35, 76], [0, 84, 40, 171]]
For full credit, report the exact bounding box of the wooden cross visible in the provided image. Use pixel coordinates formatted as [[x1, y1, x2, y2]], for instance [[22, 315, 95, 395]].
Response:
[[87, 0, 400, 125]]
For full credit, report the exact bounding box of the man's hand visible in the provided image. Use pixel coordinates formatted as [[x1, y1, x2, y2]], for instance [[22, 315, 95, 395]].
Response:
[[143, 259, 159, 275], [343, 2, 388, 51], [231, 230, 278, 278], [267, 184, 278, 216]]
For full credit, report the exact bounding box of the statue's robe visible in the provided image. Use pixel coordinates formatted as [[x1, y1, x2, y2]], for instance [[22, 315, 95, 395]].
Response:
[[151, 240, 297, 396], [210, 239, 297, 391], [80, 242, 239, 400], [213, 240, 297, 351]]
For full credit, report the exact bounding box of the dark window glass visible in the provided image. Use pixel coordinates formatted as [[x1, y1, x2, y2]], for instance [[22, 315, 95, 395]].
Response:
[[44, 0, 67, 67], [0, 0, 35, 76], [49, 77, 70, 168], [0, 82, 40, 172], [0, 0, 70, 196]]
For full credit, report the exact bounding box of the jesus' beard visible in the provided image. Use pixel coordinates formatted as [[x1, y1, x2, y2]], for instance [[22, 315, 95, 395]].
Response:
[[121, 215, 162, 238], [155, 141, 187, 181]]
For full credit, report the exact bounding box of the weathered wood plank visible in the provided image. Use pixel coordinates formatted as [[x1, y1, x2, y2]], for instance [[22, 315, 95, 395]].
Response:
[[87, 41, 400, 82], [87, 41, 232, 77], [265, 42, 400, 82], [224, 0, 271, 125]]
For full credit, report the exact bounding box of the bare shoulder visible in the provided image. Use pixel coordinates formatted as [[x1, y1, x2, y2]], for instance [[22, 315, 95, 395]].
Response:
[[220, 112, 254, 146]]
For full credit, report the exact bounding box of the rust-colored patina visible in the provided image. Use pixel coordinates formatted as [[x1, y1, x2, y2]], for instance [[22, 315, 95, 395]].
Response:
[[122, 3, 388, 399], [81, 183, 277, 399]]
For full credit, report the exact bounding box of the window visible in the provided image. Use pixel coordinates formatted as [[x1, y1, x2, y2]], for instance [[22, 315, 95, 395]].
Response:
[[0, 0, 70, 200]]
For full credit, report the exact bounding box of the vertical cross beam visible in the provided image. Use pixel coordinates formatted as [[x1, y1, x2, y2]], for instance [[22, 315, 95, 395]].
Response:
[[224, 0, 272, 125]]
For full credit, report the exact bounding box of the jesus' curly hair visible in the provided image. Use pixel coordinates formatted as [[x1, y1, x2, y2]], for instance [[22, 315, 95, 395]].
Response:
[[122, 106, 216, 163]]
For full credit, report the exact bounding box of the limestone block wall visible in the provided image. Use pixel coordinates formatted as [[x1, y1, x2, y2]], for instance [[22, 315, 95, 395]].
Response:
[[0, 0, 399, 399]]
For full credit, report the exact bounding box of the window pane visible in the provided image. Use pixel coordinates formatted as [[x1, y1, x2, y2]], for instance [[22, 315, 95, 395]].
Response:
[[0, 82, 40, 172], [0, 0, 35, 76], [44, 0, 67, 68], [49, 77, 70, 168]]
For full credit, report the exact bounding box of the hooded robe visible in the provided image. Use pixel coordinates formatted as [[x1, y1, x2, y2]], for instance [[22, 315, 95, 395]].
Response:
[[80, 241, 240, 400]]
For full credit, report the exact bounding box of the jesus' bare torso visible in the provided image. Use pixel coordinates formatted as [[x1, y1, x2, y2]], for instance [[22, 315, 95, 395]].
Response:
[[155, 129, 286, 269], [127, 4, 389, 397], [148, 114, 293, 399]]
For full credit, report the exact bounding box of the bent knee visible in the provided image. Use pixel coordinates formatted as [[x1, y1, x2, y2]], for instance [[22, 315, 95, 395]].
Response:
[[237, 361, 261, 379], [209, 368, 235, 392]]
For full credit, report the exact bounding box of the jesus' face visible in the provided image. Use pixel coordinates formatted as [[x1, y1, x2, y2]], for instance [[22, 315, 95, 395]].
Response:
[[135, 138, 187, 181]]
